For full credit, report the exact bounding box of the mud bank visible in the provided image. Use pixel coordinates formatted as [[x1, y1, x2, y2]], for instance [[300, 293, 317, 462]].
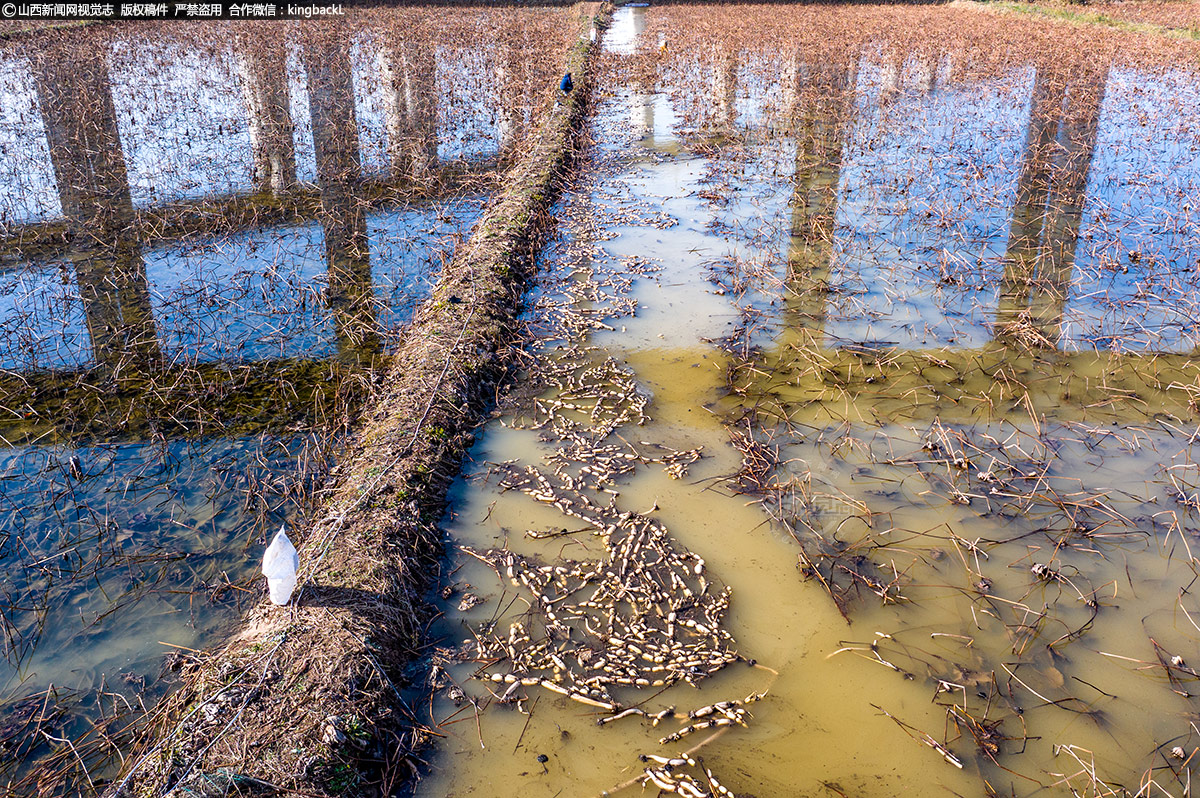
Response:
[[106, 4, 611, 796]]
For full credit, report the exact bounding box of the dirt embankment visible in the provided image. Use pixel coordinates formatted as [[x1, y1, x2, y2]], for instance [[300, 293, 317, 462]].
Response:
[[107, 4, 611, 796]]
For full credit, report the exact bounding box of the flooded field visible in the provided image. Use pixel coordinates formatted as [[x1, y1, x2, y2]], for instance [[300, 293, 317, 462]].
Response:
[[3, 1, 1200, 796], [0, 7, 577, 793], [417, 5, 1200, 798]]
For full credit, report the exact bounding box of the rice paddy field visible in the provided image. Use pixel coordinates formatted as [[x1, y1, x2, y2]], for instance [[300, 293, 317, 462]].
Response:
[[4, 1, 1200, 796]]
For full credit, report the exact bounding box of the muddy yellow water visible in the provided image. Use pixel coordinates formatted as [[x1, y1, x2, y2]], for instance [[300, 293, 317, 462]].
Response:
[[418, 170, 958, 794], [418, 5, 1200, 797]]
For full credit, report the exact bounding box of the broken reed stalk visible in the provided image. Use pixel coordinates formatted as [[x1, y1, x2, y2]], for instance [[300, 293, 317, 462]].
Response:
[[107, 4, 612, 796]]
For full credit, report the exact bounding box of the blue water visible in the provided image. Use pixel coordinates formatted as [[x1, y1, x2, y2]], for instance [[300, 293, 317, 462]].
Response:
[[0, 199, 481, 370]]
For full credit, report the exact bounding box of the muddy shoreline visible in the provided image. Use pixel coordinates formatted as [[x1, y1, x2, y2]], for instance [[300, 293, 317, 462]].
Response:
[[106, 4, 611, 795]]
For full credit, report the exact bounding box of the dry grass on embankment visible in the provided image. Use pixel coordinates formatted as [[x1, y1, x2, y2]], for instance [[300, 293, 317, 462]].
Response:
[[105, 4, 610, 796], [958, 0, 1200, 40]]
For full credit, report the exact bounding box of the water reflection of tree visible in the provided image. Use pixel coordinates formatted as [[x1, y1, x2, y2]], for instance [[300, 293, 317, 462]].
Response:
[[998, 55, 1109, 348], [305, 27, 382, 362], [237, 29, 298, 196], [22, 22, 462, 375], [32, 41, 162, 370], [755, 48, 1184, 429], [378, 26, 439, 179], [777, 50, 1111, 356], [9, 28, 391, 439], [782, 51, 859, 348]]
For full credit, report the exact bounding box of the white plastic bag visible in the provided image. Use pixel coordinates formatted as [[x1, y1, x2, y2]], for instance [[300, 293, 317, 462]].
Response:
[[262, 525, 299, 605]]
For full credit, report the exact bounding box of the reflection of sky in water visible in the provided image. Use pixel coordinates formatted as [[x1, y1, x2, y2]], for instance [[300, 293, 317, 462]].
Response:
[[149, 202, 478, 361], [0, 199, 481, 369], [602, 6, 639, 55], [0, 34, 515, 223], [0, 433, 317, 690], [0, 264, 89, 370], [615, 87, 678, 144], [1063, 67, 1200, 351], [0, 56, 59, 222], [744, 58, 1200, 353], [687, 52, 1200, 354], [111, 38, 258, 206], [352, 33, 393, 176], [820, 60, 1029, 348], [287, 39, 319, 186], [442, 47, 508, 161]]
